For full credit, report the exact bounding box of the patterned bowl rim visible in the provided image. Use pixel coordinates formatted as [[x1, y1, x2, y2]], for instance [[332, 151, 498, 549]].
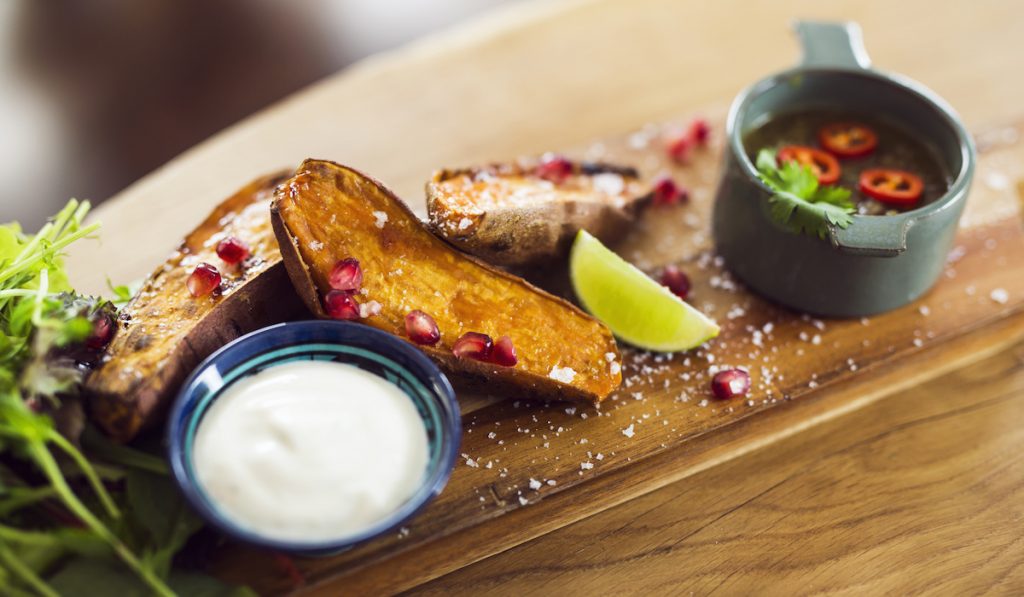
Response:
[[166, 320, 460, 555]]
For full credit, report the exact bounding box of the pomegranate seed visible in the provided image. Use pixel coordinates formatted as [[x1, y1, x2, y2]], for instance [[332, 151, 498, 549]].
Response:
[[688, 118, 711, 146], [535, 153, 574, 183], [187, 263, 221, 297], [86, 313, 115, 350], [216, 236, 250, 265], [490, 335, 517, 367], [666, 134, 692, 163], [651, 176, 689, 205], [323, 290, 360, 320], [711, 369, 751, 400], [329, 258, 363, 292], [452, 332, 493, 361], [405, 310, 440, 346], [660, 265, 691, 300]]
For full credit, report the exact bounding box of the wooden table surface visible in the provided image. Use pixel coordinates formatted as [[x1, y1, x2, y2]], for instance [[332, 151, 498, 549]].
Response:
[[414, 339, 1024, 595], [68, 0, 1024, 593]]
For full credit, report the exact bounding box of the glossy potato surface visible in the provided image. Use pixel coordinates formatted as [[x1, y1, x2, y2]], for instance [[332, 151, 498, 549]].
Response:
[[272, 159, 623, 403]]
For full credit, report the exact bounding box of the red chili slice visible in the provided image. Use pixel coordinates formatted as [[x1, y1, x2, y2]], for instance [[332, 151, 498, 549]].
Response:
[[858, 168, 924, 205], [818, 122, 878, 157], [777, 145, 841, 184]]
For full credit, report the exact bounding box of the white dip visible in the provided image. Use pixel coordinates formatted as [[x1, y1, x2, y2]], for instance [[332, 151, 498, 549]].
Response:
[[192, 360, 429, 542]]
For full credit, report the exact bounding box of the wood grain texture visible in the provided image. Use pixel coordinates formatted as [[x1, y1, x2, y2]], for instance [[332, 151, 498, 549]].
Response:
[[216, 312, 1024, 595], [415, 339, 1024, 595], [63, 0, 1024, 593]]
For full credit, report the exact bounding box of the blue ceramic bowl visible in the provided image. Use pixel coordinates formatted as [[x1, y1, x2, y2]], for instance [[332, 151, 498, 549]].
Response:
[[166, 320, 460, 556]]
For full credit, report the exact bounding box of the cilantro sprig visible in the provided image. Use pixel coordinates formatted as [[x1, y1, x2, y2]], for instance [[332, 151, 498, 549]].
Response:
[[755, 148, 855, 239]]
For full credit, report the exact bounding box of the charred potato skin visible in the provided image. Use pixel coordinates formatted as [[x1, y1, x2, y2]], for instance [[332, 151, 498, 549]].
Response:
[[271, 159, 622, 403], [87, 172, 307, 442], [426, 162, 650, 268]]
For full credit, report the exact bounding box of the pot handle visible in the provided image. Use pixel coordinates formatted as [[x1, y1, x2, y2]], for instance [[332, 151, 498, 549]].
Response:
[[795, 20, 871, 70], [829, 216, 909, 257]]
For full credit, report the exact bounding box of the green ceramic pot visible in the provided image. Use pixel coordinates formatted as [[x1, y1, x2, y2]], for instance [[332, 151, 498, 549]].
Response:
[[712, 21, 975, 317]]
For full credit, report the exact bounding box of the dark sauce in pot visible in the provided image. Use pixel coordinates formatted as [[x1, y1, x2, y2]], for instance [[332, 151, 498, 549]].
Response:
[[743, 110, 952, 215]]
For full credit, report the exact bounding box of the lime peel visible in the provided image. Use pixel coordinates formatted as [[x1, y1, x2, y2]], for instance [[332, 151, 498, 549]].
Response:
[[569, 230, 719, 352]]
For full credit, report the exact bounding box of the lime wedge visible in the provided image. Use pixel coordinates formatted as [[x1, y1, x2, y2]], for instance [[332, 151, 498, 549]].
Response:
[[569, 230, 719, 352]]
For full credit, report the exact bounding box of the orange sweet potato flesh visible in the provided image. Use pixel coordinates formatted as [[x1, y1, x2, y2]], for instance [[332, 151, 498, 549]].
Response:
[[87, 172, 308, 441], [271, 159, 622, 403]]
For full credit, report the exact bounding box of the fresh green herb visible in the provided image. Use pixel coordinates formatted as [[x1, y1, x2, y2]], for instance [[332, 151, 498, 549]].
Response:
[[106, 279, 141, 310], [755, 148, 855, 239], [0, 202, 250, 596]]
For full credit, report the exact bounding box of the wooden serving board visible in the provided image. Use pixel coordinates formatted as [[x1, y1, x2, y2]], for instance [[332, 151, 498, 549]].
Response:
[[188, 111, 1023, 594], [60, 1, 1024, 592]]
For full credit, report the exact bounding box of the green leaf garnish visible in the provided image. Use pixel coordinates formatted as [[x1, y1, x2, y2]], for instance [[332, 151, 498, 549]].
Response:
[[0, 201, 207, 597], [106, 278, 140, 309], [755, 148, 856, 239]]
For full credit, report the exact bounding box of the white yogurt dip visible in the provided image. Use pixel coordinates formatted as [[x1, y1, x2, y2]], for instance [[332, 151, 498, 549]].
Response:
[[192, 360, 429, 542]]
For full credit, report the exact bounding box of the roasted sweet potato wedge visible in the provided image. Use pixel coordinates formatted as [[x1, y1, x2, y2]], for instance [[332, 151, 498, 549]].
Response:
[[271, 159, 622, 403], [426, 158, 650, 268], [87, 172, 307, 441]]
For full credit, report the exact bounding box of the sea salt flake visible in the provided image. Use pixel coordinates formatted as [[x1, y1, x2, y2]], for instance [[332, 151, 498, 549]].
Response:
[[592, 173, 625, 195], [628, 130, 651, 149], [359, 300, 382, 318], [458, 217, 473, 230], [529, 478, 542, 490], [308, 240, 324, 251], [621, 424, 636, 438], [518, 496, 529, 506], [580, 462, 594, 470], [985, 171, 1010, 190], [373, 210, 388, 228], [549, 365, 577, 383], [990, 288, 1009, 304]]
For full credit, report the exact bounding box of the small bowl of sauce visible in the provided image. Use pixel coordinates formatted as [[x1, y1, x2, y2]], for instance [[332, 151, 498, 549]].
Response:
[[712, 20, 974, 317], [167, 320, 460, 555]]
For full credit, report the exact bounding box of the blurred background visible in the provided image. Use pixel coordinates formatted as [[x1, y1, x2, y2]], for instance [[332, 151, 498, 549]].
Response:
[[0, 0, 511, 229]]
